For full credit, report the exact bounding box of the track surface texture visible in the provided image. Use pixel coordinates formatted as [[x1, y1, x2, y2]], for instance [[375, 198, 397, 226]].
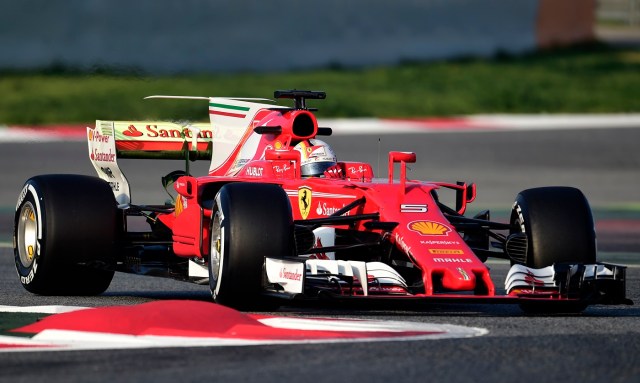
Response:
[[0, 127, 639, 383]]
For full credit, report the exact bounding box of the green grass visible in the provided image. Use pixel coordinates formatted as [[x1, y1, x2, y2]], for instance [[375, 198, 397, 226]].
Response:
[[1, 44, 639, 124], [0, 313, 48, 337]]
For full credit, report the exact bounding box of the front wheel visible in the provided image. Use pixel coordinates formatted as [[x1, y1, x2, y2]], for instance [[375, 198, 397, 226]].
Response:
[[14, 175, 118, 295], [510, 186, 596, 313], [510, 186, 596, 268], [208, 183, 293, 310]]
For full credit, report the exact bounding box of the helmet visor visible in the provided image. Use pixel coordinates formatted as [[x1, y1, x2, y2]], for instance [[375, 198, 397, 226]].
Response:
[[301, 161, 336, 177]]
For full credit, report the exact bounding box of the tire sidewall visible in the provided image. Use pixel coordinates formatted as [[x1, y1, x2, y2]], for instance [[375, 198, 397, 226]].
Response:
[[13, 175, 118, 295], [208, 182, 293, 309], [209, 195, 228, 301], [511, 187, 596, 268], [14, 182, 47, 290]]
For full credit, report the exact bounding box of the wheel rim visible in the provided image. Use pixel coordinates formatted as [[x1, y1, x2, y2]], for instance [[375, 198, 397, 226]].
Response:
[[17, 201, 38, 268], [209, 210, 223, 294]]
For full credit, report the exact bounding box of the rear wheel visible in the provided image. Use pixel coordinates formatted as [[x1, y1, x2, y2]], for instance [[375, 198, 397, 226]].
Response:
[[510, 186, 596, 313], [208, 183, 293, 310], [14, 175, 118, 295]]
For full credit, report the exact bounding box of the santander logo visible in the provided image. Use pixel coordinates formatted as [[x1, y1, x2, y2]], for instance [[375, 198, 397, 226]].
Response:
[[123, 125, 144, 137], [279, 268, 302, 281]]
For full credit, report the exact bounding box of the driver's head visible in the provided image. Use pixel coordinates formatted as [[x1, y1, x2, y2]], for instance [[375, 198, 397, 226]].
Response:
[[293, 139, 337, 177]]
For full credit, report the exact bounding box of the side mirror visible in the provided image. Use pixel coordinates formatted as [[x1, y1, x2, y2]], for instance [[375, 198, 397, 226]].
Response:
[[174, 176, 197, 199], [265, 150, 300, 162], [389, 151, 416, 164]]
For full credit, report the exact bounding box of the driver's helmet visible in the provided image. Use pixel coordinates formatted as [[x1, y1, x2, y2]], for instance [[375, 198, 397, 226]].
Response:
[[293, 139, 337, 177]]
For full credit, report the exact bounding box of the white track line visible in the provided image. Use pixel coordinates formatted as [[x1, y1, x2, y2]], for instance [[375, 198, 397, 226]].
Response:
[[2, 115, 640, 142], [0, 305, 88, 314]]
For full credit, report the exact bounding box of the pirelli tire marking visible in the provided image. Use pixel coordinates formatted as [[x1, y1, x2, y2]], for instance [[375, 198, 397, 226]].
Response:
[[15, 184, 43, 286], [512, 201, 526, 233]]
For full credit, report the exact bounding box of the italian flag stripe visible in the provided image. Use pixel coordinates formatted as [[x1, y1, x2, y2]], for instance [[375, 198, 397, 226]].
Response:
[[209, 110, 246, 118], [209, 102, 250, 118], [209, 102, 250, 112]]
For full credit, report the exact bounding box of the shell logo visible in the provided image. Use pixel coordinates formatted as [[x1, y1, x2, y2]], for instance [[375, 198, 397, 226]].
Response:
[[408, 220, 451, 236]]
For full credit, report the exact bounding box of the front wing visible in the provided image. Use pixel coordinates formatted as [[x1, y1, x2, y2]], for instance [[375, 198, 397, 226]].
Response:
[[264, 258, 631, 306]]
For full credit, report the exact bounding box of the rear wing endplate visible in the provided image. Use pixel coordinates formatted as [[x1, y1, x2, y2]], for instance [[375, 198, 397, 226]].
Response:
[[87, 120, 213, 204]]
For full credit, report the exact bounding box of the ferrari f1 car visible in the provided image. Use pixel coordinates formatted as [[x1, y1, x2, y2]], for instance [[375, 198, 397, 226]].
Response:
[[14, 90, 632, 312]]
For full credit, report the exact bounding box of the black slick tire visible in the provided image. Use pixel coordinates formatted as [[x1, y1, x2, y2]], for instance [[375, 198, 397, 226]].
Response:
[[208, 183, 293, 310], [14, 175, 117, 295], [510, 186, 596, 313], [510, 186, 596, 268]]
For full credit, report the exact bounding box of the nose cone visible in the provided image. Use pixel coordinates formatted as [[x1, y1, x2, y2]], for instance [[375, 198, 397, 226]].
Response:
[[442, 267, 476, 291]]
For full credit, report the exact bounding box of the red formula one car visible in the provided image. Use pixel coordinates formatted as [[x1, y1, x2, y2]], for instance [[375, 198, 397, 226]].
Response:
[[14, 90, 631, 312]]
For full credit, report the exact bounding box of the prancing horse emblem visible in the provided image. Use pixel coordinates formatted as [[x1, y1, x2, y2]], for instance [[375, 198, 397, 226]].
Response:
[[298, 186, 312, 219]]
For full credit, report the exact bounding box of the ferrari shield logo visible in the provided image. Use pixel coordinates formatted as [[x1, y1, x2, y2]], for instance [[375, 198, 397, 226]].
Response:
[[298, 187, 312, 219]]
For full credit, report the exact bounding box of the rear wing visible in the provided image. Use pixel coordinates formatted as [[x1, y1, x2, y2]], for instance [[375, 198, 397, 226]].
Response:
[[86, 94, 292, 204], [92, 120, 213, 160], [87, 120, 213, 205]]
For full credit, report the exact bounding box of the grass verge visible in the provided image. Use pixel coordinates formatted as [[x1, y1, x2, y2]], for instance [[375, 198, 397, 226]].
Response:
[[0, 44, 638, 124]]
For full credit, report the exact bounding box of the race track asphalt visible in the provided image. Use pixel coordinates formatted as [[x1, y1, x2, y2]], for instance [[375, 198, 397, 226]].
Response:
[[0, 127, 639, 382]]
